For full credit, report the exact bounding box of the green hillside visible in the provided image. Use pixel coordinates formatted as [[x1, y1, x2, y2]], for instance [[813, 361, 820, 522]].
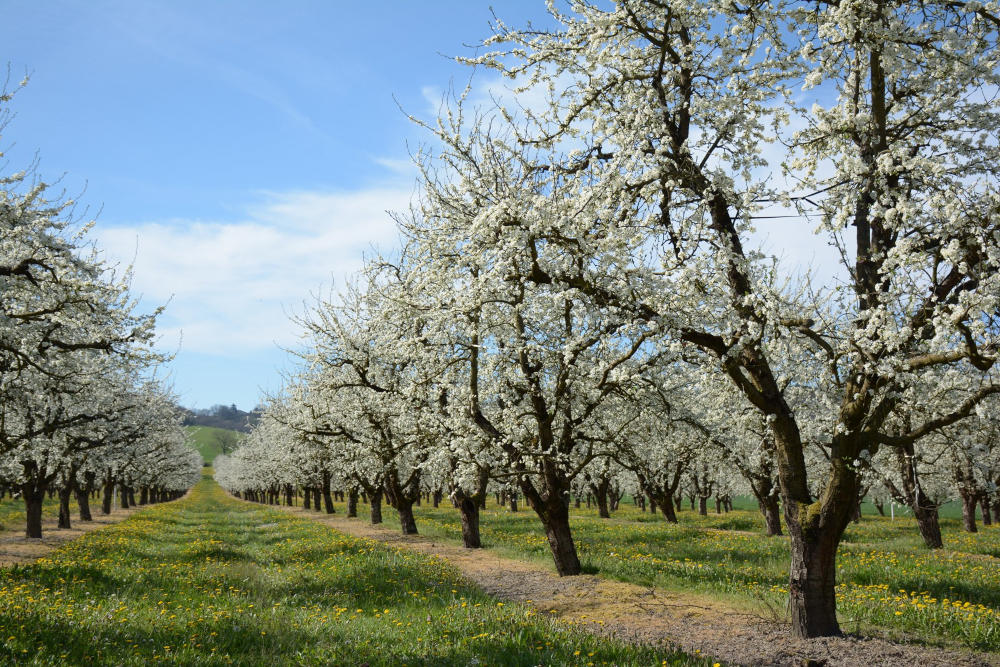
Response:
[[185, 425, 243, 464]]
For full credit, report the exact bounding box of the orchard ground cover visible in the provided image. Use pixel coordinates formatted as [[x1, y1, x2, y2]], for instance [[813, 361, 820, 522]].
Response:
[[0, 496, 66, 535], [0, 496, 135, 567], [312, 496, 1000, 653], [0, 474, 698, 666], [0, 492, 97, 533]]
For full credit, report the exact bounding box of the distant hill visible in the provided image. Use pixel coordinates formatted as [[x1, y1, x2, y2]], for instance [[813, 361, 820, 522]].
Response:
[[181, 404, 261, 434], [186, 425, 244, 464]]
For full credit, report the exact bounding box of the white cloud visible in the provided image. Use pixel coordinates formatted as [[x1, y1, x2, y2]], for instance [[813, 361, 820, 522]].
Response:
[[96, 186, 410, 356]]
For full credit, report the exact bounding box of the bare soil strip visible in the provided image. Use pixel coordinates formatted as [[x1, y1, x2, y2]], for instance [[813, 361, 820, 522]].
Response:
[[0, 507, 139, 567], [288, 507, 999, 667]]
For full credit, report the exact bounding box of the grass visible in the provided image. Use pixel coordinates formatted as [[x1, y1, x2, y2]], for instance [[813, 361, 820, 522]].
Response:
[[316, 494, 1000, 653], [0, 493, 84, 535], [0, 474, 700, 666], [186, 426, 243, 464]]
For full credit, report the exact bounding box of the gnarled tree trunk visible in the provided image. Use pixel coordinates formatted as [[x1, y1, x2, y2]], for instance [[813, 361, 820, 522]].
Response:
[[395, 498, 418, 534], [589, 478, 611, 519], [452, 489, 482, 548], [782, 448, 860, 638], [347, 487, 359, 517], [322, 472, 335, 514], [960, 489, 978, 533], [102, 472, 114, 514], [521, 476, 581, 576], [369, 488, 383, 524], [759, 494, 782, 537], [76, 485, 93, 521], [58, 485, 73, 529], [21, 464, 48, 539], [23, 484, 45, 539]]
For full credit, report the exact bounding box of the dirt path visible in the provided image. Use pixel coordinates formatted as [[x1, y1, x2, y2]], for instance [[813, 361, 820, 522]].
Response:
[[0, 506, 139, 567], [286, 507, 998, 667]]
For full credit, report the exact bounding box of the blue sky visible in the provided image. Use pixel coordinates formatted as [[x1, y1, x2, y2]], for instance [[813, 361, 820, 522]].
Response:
[[5, 1, 843, 412], [3, 0, 554, 411]]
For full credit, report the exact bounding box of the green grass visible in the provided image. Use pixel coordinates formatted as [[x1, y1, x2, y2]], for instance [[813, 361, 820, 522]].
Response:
[[0, 475, 699, 666], [0, 493, 84, 534], [186, 426, 243, 464], [318, 495, 1000, 653]]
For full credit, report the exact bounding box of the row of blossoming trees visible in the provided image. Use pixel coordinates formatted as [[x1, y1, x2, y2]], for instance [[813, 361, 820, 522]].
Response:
[[216, 0, 1000, 640], [0, 84, 202, 538]]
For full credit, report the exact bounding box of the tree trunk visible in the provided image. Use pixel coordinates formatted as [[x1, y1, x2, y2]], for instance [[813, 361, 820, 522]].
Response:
[[102, 475, 114, 514], [913, 502, 943, 549], [540, 498, 581, 576], [982, 496, 993, 526], [960, 490, 978, 533], [322, 474, 335, 514], [591, 481, 611, 519], [782, 452, 860, 638], [760, 495, 783, 537], [369, 489, 383, 524], [76, 486, 93, 521], [120, 485, 131, 510], [58, 485, 72, 529], [610, 489, 622, 511], [508, 493, 518, 512], [395, 499, 418, 535], [715, 497, 722, 514], [873, 498, 885, 516], [658, 496, 678, 523], [787, 530, 841, 638], [303, 487, 311, 510], [454, 492, 482, 548], [698, 496, 708, 516], [347, 488, 358, 517], [514, 477, 578, 574], [24, 484, 45, 539]]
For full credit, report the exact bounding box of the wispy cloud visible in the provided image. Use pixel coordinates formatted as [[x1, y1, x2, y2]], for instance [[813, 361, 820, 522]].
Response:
[[96, 185, 409, 356]]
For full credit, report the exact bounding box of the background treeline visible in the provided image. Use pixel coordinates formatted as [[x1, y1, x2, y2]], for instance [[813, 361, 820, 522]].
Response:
[[181, 404, 262, 434]]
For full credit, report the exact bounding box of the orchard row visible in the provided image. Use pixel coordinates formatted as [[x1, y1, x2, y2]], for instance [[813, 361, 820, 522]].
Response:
[[217, 0, 1000, 642], [0, 86, 202, 539]]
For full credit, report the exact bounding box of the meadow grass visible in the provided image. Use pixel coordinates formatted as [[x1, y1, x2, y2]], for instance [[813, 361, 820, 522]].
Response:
[[185, 426, 244, 465], [0, 475, 699, 666], [329, 495, 1000, 652]]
